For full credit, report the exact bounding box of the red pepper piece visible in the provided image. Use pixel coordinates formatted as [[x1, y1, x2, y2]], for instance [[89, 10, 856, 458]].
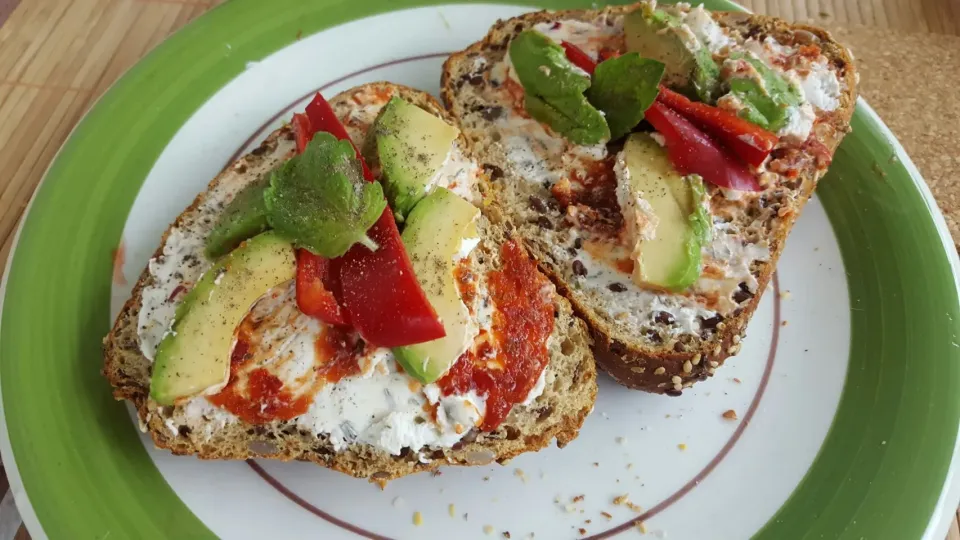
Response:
[[656, 86, 778, 168], [644, 102, 763, 192], [303, 93, 374, 180], [561, 41, 597, 76], [338, 208, 446, 347], [300, 92, 446, 347], [291, 112, 313, 154], [295, 249, 349, 326]]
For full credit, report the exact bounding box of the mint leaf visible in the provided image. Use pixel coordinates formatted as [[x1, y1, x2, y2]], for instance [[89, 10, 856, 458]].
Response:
[[509, 30, 591, 97], [525, 93, 610, 145], [586, 53, 664, 140], [264, 132, 386, 258], [725, 53, 802, 131]]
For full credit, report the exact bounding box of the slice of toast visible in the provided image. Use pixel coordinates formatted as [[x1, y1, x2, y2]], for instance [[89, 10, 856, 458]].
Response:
[[102, 82, 597, 485], [441, 3, 858, 393]]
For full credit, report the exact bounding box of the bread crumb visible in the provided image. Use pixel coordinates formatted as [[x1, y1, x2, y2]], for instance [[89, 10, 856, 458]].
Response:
[[392, 496, 404, 507], [503, 533, 511, 539], [781, 320, 788, 326], [578, 528, 587, 535], [780, 290, 791, 300], [449, 504, 456, 517], [636, 520, 648, 534], [733, 378, 742, 384], [626, 501, 643, 513], [484, 525, 495, 535], [616, 436, 626, 445], [564, 504, 577, 513], [572, 494, 585, 503], [626, 463, 634, 470], [514, 468, 527, 483], [593, 462, 599, 467], [601, 511, 613, 520], [677, 443, 687, 451], [484, 476, 491, 481], [413, 511, 423, 526], [585, 519, 592, 524], [613, 494, 630, 506], [723, 409, 738, 420]]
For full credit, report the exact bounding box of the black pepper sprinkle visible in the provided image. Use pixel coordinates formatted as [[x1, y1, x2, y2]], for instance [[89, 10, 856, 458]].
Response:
[[572, 260, 587, 276], [573, 238, 583, 249], [467, 74, 484, 86], [608, 282, 627, 292]]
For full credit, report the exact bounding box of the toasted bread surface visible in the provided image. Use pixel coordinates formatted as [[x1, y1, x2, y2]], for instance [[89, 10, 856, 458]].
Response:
[[102, 82, 597, 484], [440, 4, 857, 393]]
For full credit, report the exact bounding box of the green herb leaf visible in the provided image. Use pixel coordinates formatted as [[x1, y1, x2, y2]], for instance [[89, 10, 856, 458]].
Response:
[[205, 177, 271, 260], [509, 30, 591, 97], [725, 53, 803, 131], [524, 93, 611, 145], [586, 53, 665, 140], [264, 132, 386, 258]]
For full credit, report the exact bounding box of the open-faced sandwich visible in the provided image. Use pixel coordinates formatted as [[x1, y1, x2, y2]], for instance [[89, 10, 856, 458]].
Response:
[[102, 83, 597, 484], [441, 0, 857, 393]]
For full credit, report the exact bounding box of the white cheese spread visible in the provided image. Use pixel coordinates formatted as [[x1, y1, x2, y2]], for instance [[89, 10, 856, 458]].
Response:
[[427, 142, 481, 204], [682, 5, 733, 53], [531, 19, 622, 59]]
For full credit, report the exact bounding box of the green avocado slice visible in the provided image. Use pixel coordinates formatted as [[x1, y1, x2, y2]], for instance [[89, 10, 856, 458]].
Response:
[[151, 231, 296, 405]]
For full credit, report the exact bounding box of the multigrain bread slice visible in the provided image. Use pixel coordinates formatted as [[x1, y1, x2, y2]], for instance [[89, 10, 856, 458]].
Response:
[[102, 82, 597, 485], [441, 4, 858, 393]]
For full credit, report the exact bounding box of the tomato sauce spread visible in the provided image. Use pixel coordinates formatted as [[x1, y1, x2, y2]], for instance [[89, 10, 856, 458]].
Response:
[[438, 240, 554, 431], [551, 156, 621, 237], [209, 315, 361, 424]]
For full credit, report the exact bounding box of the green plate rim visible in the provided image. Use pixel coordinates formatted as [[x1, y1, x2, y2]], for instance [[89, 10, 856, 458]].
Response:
[[1, 0, 958, 538]]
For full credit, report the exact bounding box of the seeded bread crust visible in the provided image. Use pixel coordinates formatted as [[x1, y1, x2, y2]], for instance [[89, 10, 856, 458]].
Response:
[[440, 5, 858, 393], [102, 82, 597, 485]]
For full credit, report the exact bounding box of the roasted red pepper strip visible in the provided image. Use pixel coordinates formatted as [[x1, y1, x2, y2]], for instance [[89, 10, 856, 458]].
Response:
[[295, 249, 349, 326], [561, 41, 597, 75], [301, 92, 446, 347], [291, 112, 313, 154], [303, 93, 374, 180], [656, 86, 778, 168], [290, 111, 348, 326], [645, 101, 763, 192]]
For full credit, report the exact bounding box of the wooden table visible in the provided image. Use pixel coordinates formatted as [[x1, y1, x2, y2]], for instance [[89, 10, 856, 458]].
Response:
[[1, 0, 959, 538]]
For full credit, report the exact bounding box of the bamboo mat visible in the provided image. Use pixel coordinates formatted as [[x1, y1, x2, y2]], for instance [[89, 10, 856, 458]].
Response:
[[1, 0, 960, 538]]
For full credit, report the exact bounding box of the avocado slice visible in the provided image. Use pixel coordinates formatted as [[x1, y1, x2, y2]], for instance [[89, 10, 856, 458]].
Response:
[[723, 52, 803, 131], [372, 97, 461, 220], [624, 4, 720, 103], [205, 177, 270, 259], [394, 187, 480, 384], [151, 231, 296, 405], [621, 134, 710, 291]]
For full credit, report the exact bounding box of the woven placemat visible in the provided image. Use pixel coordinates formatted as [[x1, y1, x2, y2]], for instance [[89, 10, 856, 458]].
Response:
[[829, 26, 960, 247]]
